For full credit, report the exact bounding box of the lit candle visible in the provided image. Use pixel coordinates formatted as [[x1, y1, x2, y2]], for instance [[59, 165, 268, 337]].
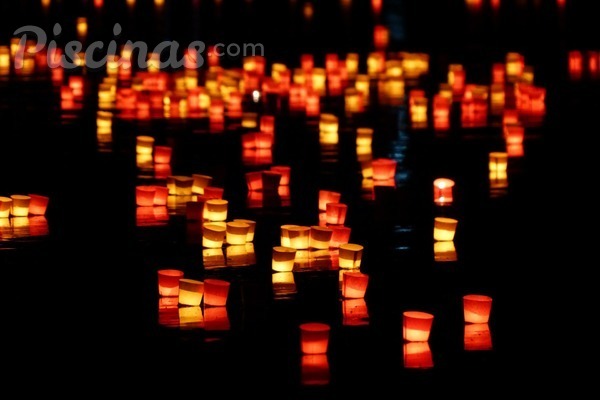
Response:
[[300, 323, 330, 354], [403, 342, 433, 369], [226, 221, 250, 245], [178, 279, 204, 306], [310, 226, 333, 250], [272, 246, 297, 272], [326, 203, 348, 225], [342, 271, 369, 299], [403, 311, 434, 342], [204, 279, 230, 307], [203, 223, 226, 248], [205, 199, 228, 221], [157, 269, 184, 297], [463, 294, 493, 324], [338, 243, 363, 269], [10, 195, 30, 217], [433, 217, 458, 242]]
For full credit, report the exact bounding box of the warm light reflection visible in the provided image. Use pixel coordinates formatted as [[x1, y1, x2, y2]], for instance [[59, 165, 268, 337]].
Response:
[[205, 306, 230, 331], [301, 355, 330, 386], [272, 272, 297, 297], [434, 241, 457, 262], [179, 306, 204, 329], [568, 50, 583, 79], [404, 342, 434, 369], [158, 297, 179, 328], [342, 298, 369, 326], [464, 323, 493, 351]]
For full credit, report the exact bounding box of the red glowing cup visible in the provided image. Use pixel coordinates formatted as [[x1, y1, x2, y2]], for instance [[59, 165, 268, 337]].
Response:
[[204, 279, 230, 306], [28, 194, 49, 216], [300, 322, 331, 354], [158, 269, 184, 297]]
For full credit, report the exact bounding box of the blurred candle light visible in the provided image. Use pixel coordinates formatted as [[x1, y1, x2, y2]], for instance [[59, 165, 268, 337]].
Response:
[[504, 124, 524, 145], [270, 166, 291, 186], [326, 203, 348, 225], [367, 52, 385, 78], [204, 306, 230, 331], [339, 243, 363, 269], [10, 195, 30, 217], [568, 50, 583, 79], [245, 171, 263, 192], [76, 17, 88, 41], [463, 294, 493, 324], [342, 271, 369, 299], [260, 115, 275, 135], [172, 176, 194, 196], [178, 279, 204, 306], [186, 200, 206, 221], [464, 323, 493, 351], [346, 53, 359, 79], [373, 25, 389, 49], [403, 311, 434, 342], [158, 297, 179, 327], [506, 52, 525, 82], [300, 323, 331, 354], [588, 51, 599, 77], [301, 355, 330, 386], [311, 68, 327, 96], [503, 109, 519, 126], [158, 269, 184, 297], [345, 88, 364, 114], [204, 187, 224, 200], [489, 152, 508, 176], [305, 90, 320, 116], [226, 221, 250, 245], [433, 178, 455, 206], [404, 342, 434, 369], [434, 217, 458, 242], [204, 279, 230, 306], [154, 146, 172, 164], [206, 199, 228, 221], [0, 197, 12, 218], [433, 94, 451, 130], [203, 223, 227, 248], [448, 64, 466, 97], [272, 246, 297, 272], [355, 75, 370, 105], [262, 171, 282, 193], [28, 194, 49, 216], [492, 63, 505, 85], [152, 186, 169, 206], [490, 84, 505, 113]]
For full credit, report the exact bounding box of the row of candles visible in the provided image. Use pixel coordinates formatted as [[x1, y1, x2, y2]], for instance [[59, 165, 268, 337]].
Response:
[[0, 195, 49, 240]]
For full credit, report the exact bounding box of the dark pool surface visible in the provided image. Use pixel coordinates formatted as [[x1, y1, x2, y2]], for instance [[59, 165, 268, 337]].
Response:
[[0, 0, 595, 393]]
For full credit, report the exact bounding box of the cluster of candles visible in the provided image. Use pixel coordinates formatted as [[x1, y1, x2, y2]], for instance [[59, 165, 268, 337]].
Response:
[[568, 50, 600, 80], [157, 270, 231, 330], [0, 194, 49, 239]]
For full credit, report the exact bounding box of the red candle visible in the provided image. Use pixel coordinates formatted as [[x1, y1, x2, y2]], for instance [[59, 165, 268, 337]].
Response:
[[404, 342, 433, 369], [326, 202, 348, 225], [203, 279, 230, 306], [305, 90, 320, 117], [289, 84, 307, 111], [342, 271, 369, 299], [136, 186, 156, 207], [204, 187, 224, 199], [371, 158, 397, 181], [152, 186, 168, 206], [433, 178, 455, 206], [154, 146, 172, 164], [245, 171, 263, 192], [28, 194, 49, 216], [373, 25, 389, 49], [301, 54, 314, 72], [330, 226, 351, 248], [157, 269, 184, 296], [403, 311, 434, 342], [319, 190, 341, 211], [270, 165, 291, 186], [492, 63, 505, 85], [464, 323, 492, 351], [504, 124, 524, 145], [463, 294, 493, 323], [300, 322, 330, 354], [260, 115, 275, 135]]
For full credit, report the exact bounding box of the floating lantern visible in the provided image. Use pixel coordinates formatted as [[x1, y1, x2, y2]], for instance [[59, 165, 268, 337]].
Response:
[[327, 70, 343, 96], [434, 241, 457, 262], [506, 52, 524, 81], [311, 68, 327, 96], [464, 323, 492, 351], [245, 172, 263, 192], [241, 112, 258, 129], [463, 294, 493, 324], [178, 279, 204, 306], [288, 226, 311, 250], [136, 136, 154, 155], [300, 323, 331, 354], [330, 226, 351, 248], [568, 50, 583, 79], [503, 110, 519, 126], [203, 279, 230, 307], [171, 176, 194, 196], [404, 342, 433, 369], [434, 217, 458, 242], [490, 83, 505, 112], [372, 158, 397, 181], [0, 197, 12, 218], [233, 219, 256, 241], [192, 174, 212, 195], [403, 311, 434, 342], [346, 53, 359, 79], [356, 127, 374, 148], [10, 195, 30, 217], [136, 186, 156, 207], [301, 54, 314, 72], [280, 224, 299, 247], [226, 221, 250, 245], [178, 306, 203, 329], [272, 246, 297, 272], [339, 243, 363, 269], [158, 297, 179, 327], [355, 75, 370, 105], [342, 271, 369, 299], [319, 114, 339, 137], [150, 186, 168, 206], [289, 84, 307, 111], [433, 178, 455, 206], [0, 46, 10, 71], [504, 124, 524, 145], [310, 226, 333, 250], [27, 194, 49, 216], [305, 90, 320, 116], [158, 269, 184, 297], [326, 203, 348, 225], [489, 152, 508, 175], [203, 223, 226, 248], [205, 199, 228, 221], [260, 115, 275, 135], [301, 355, 330, 386], [438, 83, 453, 103]]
